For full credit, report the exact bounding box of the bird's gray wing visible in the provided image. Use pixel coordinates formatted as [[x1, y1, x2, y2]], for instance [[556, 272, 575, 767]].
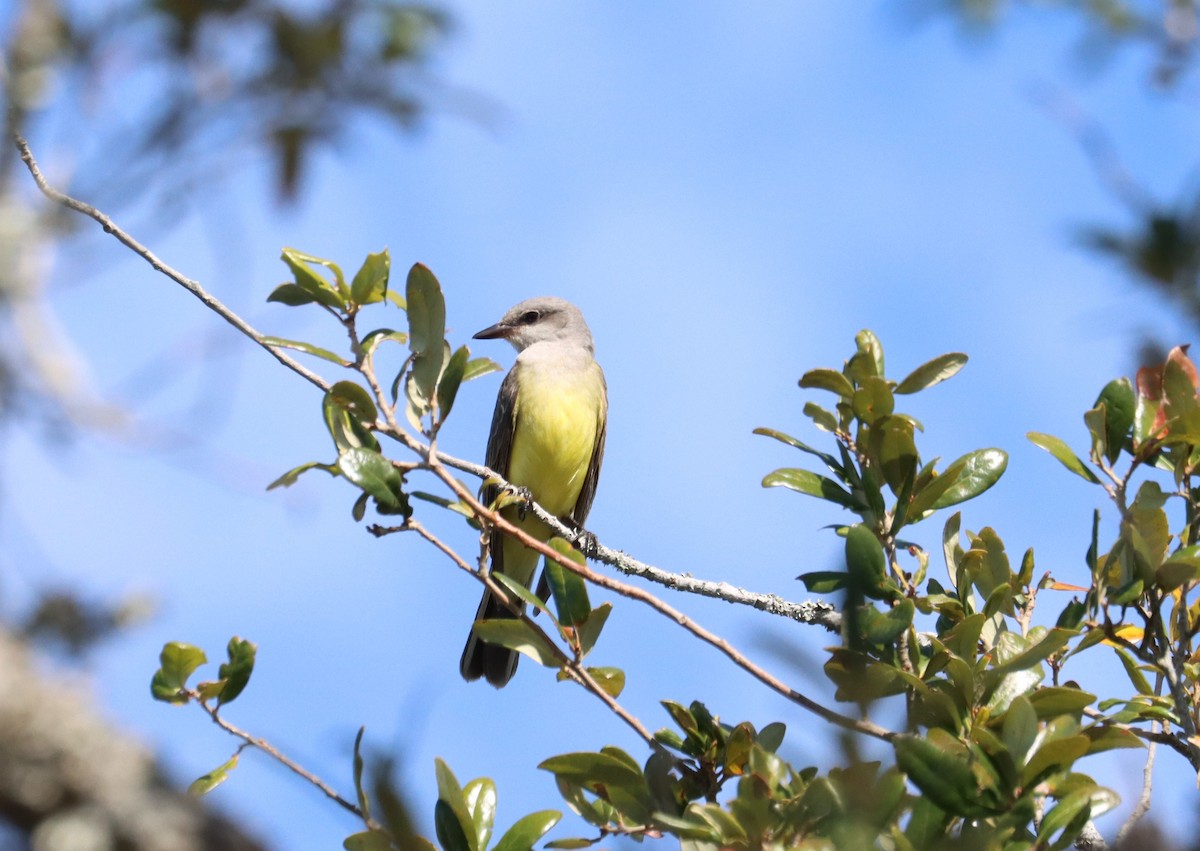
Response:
[[481, 366, 522, 569], [570, 371, 608, 527]]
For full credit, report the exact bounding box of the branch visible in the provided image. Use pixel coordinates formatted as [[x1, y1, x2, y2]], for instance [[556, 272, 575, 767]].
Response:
[[1116, 731, 1155, 845], [394, 518, 658, 748], [12, 132, 332, 394], [190, 694, 379, 831], [426, 452, 842, 632], [427, 454, 893, 743]]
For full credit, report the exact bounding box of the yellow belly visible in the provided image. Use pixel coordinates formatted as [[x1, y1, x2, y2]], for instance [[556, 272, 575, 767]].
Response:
[[507, 363, 603, 518]]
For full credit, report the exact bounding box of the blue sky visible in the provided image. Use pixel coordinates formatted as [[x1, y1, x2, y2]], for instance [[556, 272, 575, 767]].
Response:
[[6, 2, 1200, 847]]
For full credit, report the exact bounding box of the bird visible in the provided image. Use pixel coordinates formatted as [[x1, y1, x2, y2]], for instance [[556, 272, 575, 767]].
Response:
[[460, 297, 608, 687]]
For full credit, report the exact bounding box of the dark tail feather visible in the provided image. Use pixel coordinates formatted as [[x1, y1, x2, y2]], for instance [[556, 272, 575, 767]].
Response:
[[460, 589, 521, 687]]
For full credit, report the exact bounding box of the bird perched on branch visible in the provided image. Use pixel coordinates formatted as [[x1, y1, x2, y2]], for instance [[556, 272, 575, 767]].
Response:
[[460, 297, 607, 687]]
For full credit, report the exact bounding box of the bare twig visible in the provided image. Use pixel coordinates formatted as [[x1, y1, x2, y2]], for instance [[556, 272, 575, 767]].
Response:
[[191, 695, 379, 830], [12, 132, 332, 394], [1116, 730, 1156, 845]]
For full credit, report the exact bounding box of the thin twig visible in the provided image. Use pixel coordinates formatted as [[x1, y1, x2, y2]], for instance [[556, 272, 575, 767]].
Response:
[[12, 132, 332, 394], [1116, 729, 1156, 845], [191, 694, 379, 830], [426, 454, 893, 743]]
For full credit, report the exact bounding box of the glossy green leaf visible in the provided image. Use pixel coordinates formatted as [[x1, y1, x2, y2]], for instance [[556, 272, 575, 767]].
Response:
[[909, 449, 1008, 519], [1036, 787, 1094, 848], [1097, 378, 1136, 462], [545, 539, 590, 629], [893, 731, 999, 817], [463, 777, 498, 851], [895, 352, 968, 395], [798, 368, 854, 397], [150, 642, 207, 704], [1028, 432, 1101, 484], [1028, 687, 1096, 719], [434, 759, 476, 851], [187, 753, 239, 797], [492, 810, 562, 851], [406, 263, 447, 414], [762, 468, 862, 510], [337, 448, 408, 515], [350, 250, 391, 306], [1113, 647, 1154, 696], [437, 345, 471, 425], [539, 751, 646, 788], [491, 573, 552, 618], [544, 839, 596, 850], [261, 335, 350, 366], [472, 620, 560, 667], [758, 722, 786, 752], [215, 636, 256, 706]]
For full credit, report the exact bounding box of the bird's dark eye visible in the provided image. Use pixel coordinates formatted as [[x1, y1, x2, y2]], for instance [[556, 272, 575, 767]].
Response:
[[520, 310, 540, 324]]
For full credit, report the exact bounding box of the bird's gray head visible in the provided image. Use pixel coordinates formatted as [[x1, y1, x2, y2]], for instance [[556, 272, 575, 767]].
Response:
[[473, 297, 594, 353]]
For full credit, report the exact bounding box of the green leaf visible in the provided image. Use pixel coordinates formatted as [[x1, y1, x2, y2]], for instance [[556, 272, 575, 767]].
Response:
[[343, 831, 395, 851], [908, 448, 1008, 519], [324, 381, 381, 452], [845, 524, 890, 600], [261, 335, 350, 366], [471, 620, 560, 667], [752, 427, 844, 475], [187, 753, 240, 797], [1035, 787, 1094, 848], [803, 401, 840, 433], [1157, 551, 1200, 591], [895, 352, 968, 395], [464, 357, 503, 382], [150, 642, 207, 704], [762, 468, 863, 510], [436, 345, 471, 425], [544, 539, 591, 629], [280, 247, 347, 309], [539, 751, 645, 791], [798, 368, 854, 397], [893, 732, 1000, 817], [492, 572, 553, 618], [463, 777, 498, 851], [266, 461, 338, 490], [266, 282, 318, 306], [857, 599, 914, 644], [797, 570, 849, 594], [492, 810, 562, 851], [361, 328, 408, 355], [1028, 687, 1096, 719], [543, 839, 597, 849], [1113, 647, 1154, 696], [216, 636, 256, 706], [585, 666, 625, 697], [576, 602, 611, 656], [406, 263, 447, 416], [434, 759, 476, 851], [337, 447, 409, 515], [1028, 432, 1101, 484], [435, 800, 473, 851], [353, 727, 370, 821], [871, 415, 917, 497], [350, 250, 391, 306], [851, 375, 895, 422], [757, 722, 786, 752]]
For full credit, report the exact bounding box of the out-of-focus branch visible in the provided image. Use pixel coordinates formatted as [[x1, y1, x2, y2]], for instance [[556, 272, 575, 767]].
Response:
[[12, 131, 332, 394]]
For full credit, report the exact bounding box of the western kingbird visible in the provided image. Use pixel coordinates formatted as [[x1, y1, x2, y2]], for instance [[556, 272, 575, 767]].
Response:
[[460, 297, 608, 687]]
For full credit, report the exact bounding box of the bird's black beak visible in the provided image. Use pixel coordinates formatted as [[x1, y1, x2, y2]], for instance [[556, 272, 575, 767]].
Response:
[[473, 322, 511, 340]]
